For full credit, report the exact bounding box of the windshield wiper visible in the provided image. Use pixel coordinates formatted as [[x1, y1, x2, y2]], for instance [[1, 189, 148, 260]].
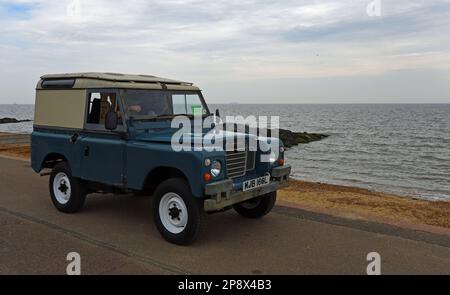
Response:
[[179, 113, 211, 119], [137, 113, 211, 122], [138, 114, 177, 122]]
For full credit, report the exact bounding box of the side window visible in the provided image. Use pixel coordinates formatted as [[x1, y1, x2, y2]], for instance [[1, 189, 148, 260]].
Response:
[[171, 94, 207, 116], [87, 92, 123, 126], [172, 94, 187, 114], [186, 94, 205, 116]]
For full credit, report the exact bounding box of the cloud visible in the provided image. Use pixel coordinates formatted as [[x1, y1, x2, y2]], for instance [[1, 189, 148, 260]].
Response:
[[0, 0, 449, 103]]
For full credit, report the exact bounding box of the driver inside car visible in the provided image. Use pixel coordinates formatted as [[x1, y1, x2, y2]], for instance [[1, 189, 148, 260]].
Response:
[[127, 97, 171, 117]]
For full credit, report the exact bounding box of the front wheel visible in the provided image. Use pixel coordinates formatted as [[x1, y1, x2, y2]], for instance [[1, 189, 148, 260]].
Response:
[[49, 162, 87, 213], [233, 192, 277, 219], [153, 178, 205, 245]]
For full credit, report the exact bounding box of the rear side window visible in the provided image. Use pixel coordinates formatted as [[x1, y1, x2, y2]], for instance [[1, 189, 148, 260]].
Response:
[[86, 92, 123, 126], [41, 79, 75, 89]]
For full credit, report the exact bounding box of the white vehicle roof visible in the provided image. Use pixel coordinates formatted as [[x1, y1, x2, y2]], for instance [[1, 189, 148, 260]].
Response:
[[37, 72, 199, 91]]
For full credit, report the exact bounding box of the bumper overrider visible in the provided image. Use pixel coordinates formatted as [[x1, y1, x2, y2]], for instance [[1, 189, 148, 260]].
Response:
[[204, 165, 292, 212]]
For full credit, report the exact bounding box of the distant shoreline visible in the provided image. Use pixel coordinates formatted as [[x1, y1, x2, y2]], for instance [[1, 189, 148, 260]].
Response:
[[0, 116, 329, 148], [2, 103, 450, 106]]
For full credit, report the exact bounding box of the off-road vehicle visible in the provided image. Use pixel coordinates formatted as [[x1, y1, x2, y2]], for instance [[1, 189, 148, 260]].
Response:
[[31, 72, 291, 245]]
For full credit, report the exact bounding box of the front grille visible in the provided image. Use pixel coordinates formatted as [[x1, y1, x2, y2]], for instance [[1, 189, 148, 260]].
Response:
[[226, 150, 256, 178]]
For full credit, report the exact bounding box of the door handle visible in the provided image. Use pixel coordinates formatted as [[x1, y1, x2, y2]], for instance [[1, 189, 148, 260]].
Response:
[[69, 133, 79, 144]]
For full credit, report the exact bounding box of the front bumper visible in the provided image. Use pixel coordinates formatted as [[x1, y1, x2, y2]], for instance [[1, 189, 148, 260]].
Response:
[[203, 165, 291, 212]]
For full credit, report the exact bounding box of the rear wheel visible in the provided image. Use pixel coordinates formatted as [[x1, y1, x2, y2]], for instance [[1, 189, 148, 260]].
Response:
[[49, 162, 87, 213], [153, 178, 205, 245], [233, 192, 276, 219]]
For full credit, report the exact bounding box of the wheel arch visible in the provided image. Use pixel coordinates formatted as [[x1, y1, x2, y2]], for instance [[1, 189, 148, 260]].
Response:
[[142, 166, 192, 196], [39, 152, 69, 171]]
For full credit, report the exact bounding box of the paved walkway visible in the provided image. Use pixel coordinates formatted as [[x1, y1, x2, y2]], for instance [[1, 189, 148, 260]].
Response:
[[0, 157, 449, 274]]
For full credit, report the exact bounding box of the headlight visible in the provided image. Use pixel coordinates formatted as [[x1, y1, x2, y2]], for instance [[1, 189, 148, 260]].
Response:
[[210, 160, 222, 177], [269, 152, 278, 163]]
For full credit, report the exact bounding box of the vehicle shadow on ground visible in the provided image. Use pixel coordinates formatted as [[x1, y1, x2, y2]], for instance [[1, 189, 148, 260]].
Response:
[[80, 193, 275, 247]]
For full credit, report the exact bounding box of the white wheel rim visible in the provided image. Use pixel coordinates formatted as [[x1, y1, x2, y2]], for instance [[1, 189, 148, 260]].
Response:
[[53, 172, 71, 205], [159, 193, 188, 234]]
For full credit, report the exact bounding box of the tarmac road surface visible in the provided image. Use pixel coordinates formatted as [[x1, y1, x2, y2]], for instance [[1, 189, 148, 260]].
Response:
[[0, 157, 449, 275]]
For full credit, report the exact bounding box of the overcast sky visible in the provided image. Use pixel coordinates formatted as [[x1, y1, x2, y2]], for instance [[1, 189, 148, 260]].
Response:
[[0, 0, 449, 104]]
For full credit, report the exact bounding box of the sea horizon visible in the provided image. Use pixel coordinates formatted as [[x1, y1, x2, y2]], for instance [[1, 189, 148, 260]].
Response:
[[2, 102, 450, 106]]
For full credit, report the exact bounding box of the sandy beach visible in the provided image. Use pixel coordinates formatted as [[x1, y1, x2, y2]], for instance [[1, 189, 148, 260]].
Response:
[[1, 138, 449, 231], [0, 144, 30, 159]]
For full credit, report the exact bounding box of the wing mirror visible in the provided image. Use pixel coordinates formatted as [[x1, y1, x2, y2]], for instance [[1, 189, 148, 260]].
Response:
[[105, 111, 118, 131]]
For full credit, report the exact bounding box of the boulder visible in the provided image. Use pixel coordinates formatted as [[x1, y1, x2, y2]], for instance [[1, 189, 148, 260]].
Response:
[[277, 129, 329, 148], [0, 118, 32, 124], [230, 123, 329, 148]]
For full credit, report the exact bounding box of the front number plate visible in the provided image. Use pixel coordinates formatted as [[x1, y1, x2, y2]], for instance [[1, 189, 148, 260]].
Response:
[[243, 175, 271, 192]]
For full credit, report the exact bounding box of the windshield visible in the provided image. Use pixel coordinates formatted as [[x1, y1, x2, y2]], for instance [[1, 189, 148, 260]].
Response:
[[120, 89, 209, 120]]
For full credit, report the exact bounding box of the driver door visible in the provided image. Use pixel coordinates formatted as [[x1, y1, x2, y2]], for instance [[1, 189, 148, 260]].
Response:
[[76, 89, 127, 187]]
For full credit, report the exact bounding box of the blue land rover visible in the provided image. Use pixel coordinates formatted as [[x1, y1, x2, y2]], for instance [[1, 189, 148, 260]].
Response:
[[31, 73, 291, 245]]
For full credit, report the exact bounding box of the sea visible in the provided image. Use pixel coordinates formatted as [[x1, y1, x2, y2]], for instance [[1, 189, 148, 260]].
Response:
[[1, 103, 449, 201]]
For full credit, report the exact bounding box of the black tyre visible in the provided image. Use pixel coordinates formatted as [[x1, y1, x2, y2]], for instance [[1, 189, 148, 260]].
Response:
[[49, 162, 87, 213], [153, 178, 205, 245], [233, 192, 277, 219]]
